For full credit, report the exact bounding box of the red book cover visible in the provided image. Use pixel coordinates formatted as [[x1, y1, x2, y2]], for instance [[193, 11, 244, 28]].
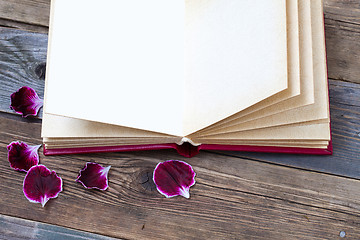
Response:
[[43, 133, 333, 158]]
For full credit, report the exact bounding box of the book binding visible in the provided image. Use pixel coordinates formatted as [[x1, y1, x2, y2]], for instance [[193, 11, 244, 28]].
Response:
[[43, 140, 333, 158]]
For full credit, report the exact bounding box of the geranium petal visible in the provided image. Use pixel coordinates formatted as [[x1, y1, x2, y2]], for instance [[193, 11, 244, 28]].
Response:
[[76, 162, 111, 190], [153, 160, 196, 198], [7, 141, 41, 172], [10, 86, 43, 117], [23, 165, 63, 207]]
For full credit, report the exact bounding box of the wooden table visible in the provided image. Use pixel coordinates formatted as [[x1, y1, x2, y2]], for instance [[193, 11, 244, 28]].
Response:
[[0, 1, 359, 239]]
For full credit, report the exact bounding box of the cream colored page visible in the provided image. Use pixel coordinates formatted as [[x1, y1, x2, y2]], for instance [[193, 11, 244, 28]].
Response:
[[191, 0, 329, 138], [190, 0, 316, 137], [196, 142, 328, 148], [204, 140, 329, 145], [45, 137, 327, 145], [182, 0, 288, 135], [193, 123, 330, 141], [188, 0, 300, 135], [42, 113, 176, 138], [44, 0, 185, 136], [45, 139, 179, 148], [45, 139, 174, 145], [44, 137, 177, 143], [198, 116, 328, 136]]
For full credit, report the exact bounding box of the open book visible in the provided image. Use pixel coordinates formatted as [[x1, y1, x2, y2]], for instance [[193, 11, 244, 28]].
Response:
[[42, 0, 332, 157]]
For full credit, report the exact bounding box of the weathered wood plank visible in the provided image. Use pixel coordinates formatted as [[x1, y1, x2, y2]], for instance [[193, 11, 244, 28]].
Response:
[[0, 0, 50, 27], [325, 15, 360, 84], [0, 28, 47, 118], [0, 214, 116, 240], [0, 19, 48, 34], [323, 0, 360, 84], [0, 113, 360, 239], [324, 0, 360, 24]]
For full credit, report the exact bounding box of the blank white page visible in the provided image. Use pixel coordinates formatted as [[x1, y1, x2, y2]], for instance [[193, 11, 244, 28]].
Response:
[[45, 0, 287, 137], [44, 0, 185, 136], [183, 0, 288, 135]]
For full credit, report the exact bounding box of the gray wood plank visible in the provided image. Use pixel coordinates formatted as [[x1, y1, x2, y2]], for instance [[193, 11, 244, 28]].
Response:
[[0, 20, 48, 34], [0, 0, 50, 27], [0, 27, 47, 118], [324, 0, 360, 84], [0, 214, 117, 240]]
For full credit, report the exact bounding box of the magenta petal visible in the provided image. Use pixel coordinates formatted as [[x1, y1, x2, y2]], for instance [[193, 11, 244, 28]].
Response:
[[7, 141, 41, 172], [153, 160, 196, 198], [10, 86, 43, 117], [23, 165, 63, 207], [76, 162, 111, 190]]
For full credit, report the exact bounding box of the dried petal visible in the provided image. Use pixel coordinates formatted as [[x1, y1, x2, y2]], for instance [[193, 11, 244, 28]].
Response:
[[76, 162, 111, 190], [10, 86, 43, 117], [153, 160, 196, 198], [7, 141, 41, 172], [23, 165, 63, 207]]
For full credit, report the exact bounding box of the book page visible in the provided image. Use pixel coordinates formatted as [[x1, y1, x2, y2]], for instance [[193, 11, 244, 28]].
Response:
[[191, 0, 330, 145], [183, 0, 288, 135], [190, 0, 329, 138], [187, 0, 301, 136], [44, 0, 185, 136], [44, 138, 179, 148], [44, 0, 287, 137], [190, 0, 315, 137], [194, 123, 331, 141], [41, 113, 176, 138]]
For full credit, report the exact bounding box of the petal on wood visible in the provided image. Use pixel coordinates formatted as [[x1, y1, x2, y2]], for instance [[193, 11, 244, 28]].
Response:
[[7, 141, 41, 172], [10, 86, 43, 117], [153, 160, 196, 198], [76, 162, 111, 190], [23, 165, 63, 207]]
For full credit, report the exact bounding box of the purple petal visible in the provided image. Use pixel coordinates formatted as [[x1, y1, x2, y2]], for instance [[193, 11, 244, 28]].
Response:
[[153, 160, 196, 198], [76, 162, 111, 190], [23, 165, 63, 207], [7, 141, 41, 172], [10, 86, 43, 117]]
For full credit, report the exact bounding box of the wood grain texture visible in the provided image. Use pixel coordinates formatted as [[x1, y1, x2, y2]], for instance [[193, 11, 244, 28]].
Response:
[[0, 0, 50, 27], [0, 214, 116, 240], [324, 0, 360, 24], [0, 113, 360, 239], [324, 7, 360, 84], [323, 0, 360, 83], [0, 28, 46, 118], [0, 19, 48, 34]]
